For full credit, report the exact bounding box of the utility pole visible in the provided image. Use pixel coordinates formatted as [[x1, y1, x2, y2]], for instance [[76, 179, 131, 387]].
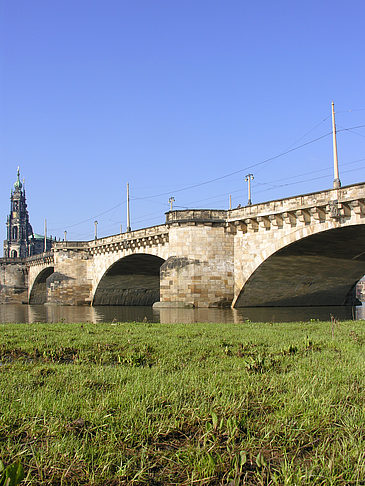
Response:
[[229, 194, 232, 210], [120, 224, 122, 234], [94, 220, 98, 240], [44, 219, 47, 252], [331, 101, 341, 189], [126, 183, 131, 232], [245, 174, 254, 206], [169, 196, 175, 211]]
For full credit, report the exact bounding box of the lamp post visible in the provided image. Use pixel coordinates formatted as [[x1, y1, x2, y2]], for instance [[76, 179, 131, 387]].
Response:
[[64, 230, 67, 241], [331, 101, 341, 189], [169, 197, 175, 211], [94, 221, 98, 240], [245, 174, 254, 206], [126, 183, 131, 232], [44, 219, 47, 252]]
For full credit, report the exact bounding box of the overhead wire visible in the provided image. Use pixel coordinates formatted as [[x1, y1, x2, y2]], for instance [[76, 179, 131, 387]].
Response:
[[62, 158, 365, 240], [283, 115, 330, 150], [88, 159, 365, 237], [172, 157, 365, 207], [130, 132, 333, 201], [48, 121, 365, 234], [253, 166, 364, 194]]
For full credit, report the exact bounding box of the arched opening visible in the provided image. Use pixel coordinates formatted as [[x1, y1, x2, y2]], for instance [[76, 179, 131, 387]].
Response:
[[11, 250, 18, 258], [235, 225, 365, 307], [93, 254, 165, 306], [12, 227, 18, 240], [29, 267, 54, 304]]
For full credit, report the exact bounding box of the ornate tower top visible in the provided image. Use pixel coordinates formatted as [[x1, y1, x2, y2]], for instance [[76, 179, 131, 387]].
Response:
[[13, 166, 23, 192], [3, 168, 53, 258], [3, 168, 32, 258]]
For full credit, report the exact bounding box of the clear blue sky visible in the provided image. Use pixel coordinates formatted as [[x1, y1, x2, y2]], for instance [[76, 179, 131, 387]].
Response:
[[1, 0, 365, 248]]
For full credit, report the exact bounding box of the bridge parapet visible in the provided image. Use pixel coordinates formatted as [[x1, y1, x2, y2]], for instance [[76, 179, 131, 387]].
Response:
[[88, 224, 169, 255], [166, 209, 227, 224], [53, 241, 89, 250], [229, 183, 365, 233], [228, 183, 365, 222], [25, 252, 54, 266]]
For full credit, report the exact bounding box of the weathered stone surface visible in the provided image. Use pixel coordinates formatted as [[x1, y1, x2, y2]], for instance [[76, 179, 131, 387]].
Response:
[[0, 259, 28, 304], [159, 224, 235, 307]]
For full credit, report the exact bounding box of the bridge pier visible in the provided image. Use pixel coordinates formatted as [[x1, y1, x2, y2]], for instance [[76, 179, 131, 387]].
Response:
[[0, 259, 28, 304], [46, 246, 92, 305], [158, 220, 235, 308]]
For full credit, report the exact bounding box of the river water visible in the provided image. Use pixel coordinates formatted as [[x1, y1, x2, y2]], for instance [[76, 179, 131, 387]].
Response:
[[0, 304, 364, 324]]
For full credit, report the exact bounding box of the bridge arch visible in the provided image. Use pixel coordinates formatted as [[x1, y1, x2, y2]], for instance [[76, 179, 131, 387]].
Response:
[[93, 253, 165, 306], [29, 266, 54, 304], [234, 222, 365, 307]]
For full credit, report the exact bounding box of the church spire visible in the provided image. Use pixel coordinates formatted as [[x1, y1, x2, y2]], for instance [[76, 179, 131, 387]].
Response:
[[4, 167, 31, 258], [14, 166, 23, 192]]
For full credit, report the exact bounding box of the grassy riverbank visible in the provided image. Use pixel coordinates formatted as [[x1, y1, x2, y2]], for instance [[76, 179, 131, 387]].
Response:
[[0, 319, 364, 485]]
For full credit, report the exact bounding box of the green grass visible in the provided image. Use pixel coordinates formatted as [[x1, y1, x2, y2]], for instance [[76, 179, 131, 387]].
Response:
[[0, 319, 364, 485]]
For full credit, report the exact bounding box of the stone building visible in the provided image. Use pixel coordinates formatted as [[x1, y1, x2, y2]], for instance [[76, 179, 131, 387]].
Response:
[[3, 168, 52, 258]]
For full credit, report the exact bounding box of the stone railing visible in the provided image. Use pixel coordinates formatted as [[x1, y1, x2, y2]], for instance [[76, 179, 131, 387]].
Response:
[[228, 190, 364, 233], [166, 209, 228, 224], [25, 251, 54, 266], [88, 224, 169, 255], [53, 241, 90, 250], [228, 182, 365, 221]]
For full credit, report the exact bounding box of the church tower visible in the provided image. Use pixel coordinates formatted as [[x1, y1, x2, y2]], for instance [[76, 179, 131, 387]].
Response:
[[3, 168, 33, 258]]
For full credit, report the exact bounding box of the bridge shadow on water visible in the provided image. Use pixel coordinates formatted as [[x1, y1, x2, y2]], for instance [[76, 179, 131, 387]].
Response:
[[0, 304, 364, 324]]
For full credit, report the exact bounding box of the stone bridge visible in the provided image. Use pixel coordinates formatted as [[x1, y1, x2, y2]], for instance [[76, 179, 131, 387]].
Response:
[[1, 182, 364, 308]]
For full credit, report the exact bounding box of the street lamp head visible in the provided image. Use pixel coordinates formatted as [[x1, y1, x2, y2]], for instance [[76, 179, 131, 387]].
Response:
[[169, 196, 175, 211]]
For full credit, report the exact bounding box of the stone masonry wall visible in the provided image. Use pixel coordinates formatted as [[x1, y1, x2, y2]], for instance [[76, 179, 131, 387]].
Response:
[[47, 249, 92, 305], [160, 224, 235, 307], [0, 259, 28, 304]]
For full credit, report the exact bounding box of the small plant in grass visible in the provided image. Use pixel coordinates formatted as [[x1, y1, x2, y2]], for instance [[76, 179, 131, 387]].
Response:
[[303, 335, 321, 352], [119, 345, 155, 367], [349, 329, 364, 344], [0, 460, 24, 486], [280, 344, 298, 355], [245, 353, 280, 373]]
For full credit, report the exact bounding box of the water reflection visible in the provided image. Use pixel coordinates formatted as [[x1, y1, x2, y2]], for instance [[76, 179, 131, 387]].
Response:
[[0, 304, 364, 324]]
